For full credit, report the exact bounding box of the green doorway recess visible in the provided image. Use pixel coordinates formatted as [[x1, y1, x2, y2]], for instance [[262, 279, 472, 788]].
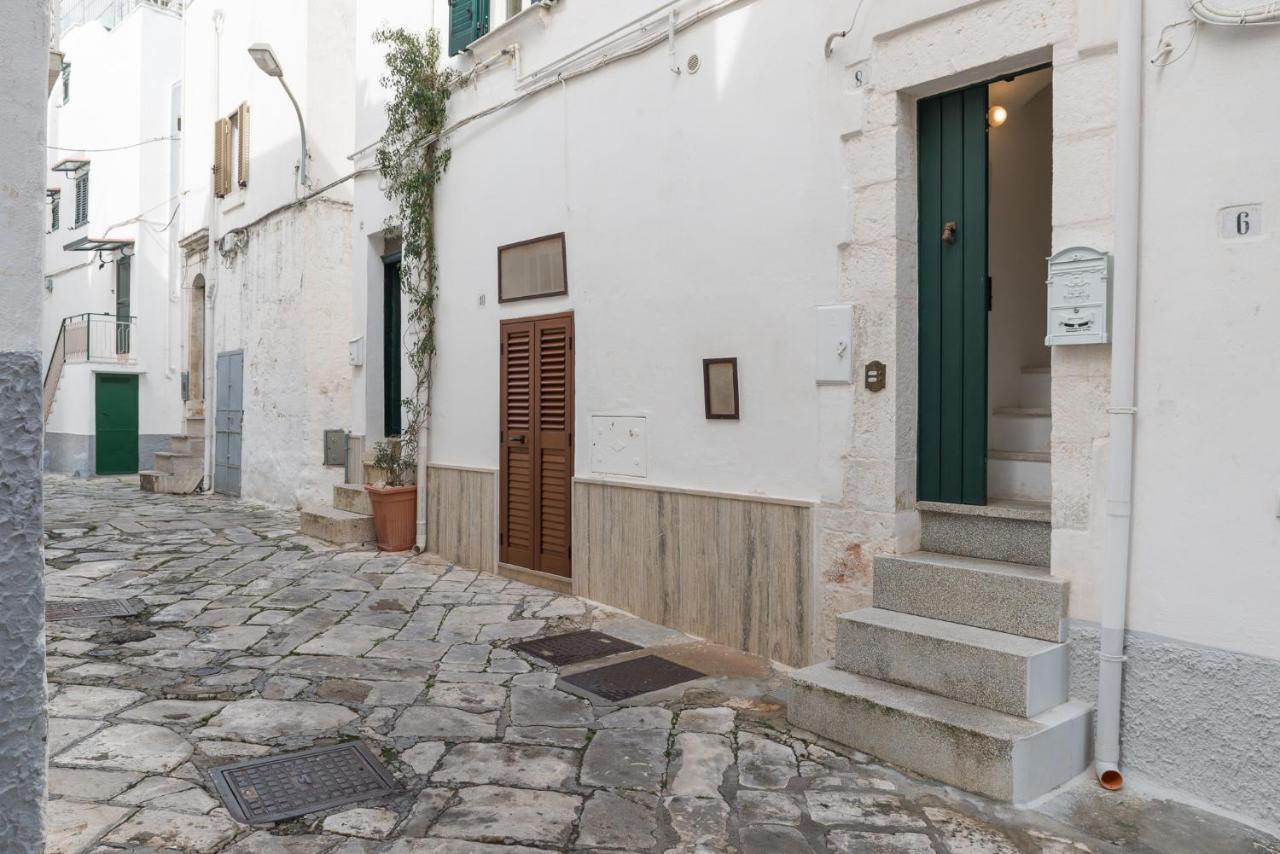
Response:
[[95, 373, 139, 475]]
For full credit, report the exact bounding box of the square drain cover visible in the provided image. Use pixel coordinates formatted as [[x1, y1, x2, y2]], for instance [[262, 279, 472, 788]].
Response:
[[210, 742, 398, 825], [511, 630, 640, 667], [562, 655, 704, 702], [46, 599, 137, 621]]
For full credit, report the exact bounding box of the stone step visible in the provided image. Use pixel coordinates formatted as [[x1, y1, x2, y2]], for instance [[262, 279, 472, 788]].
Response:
[[139, 469, 202, 495], [168, 435, 206, 456], [363, 462, 395, 485], [334, 483, 373, 515], [988, 453, 1051, 503], [185, 417, 205, 436], [834, 607, 1068, 716], [300, 506, 375, 545], [918, 501, 1050, 567], [990, 409, 1051, 454], [788, 662, 1091, 804], [153, 451, 202, 477], [1019, 366, 1051, 409], [873, 551, 1067, 642]]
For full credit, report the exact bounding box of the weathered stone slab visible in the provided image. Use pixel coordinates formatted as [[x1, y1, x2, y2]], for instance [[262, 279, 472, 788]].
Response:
[[102, 807, 239, 850], [737, 731, 798, 789], [48, 685, 145, 719], [509, 686, 593, 727], [55, 724, 193, 773], [580, 729, 669, 792], [432, 743, 579, 789], [392, 707, 498, 740], [119, 700, 226, 725], [431, 785, 580, 846], [668, 732, 734, 798], [195, 699, 357, 742], [577, 790, 658, 850]]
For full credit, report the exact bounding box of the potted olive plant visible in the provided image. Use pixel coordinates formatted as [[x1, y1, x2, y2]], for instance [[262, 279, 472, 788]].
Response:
[[364, 440, 417, 552]]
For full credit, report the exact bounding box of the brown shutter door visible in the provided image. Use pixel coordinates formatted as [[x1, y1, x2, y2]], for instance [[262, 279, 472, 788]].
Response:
[[213, 117, 232, 197], [500, 321, 536, 569], [534, 315, 573, 577], [236, 102, 251, 188]]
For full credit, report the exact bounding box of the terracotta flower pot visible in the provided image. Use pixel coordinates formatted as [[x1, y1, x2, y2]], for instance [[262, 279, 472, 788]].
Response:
[[364, 484, 417, 552]]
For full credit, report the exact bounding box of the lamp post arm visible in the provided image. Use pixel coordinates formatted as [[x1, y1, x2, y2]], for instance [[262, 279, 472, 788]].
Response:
[[277, 76, 309, 191]]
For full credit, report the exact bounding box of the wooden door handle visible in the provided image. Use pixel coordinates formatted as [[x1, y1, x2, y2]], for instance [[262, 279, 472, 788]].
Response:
[[942, 221, 958, 243]]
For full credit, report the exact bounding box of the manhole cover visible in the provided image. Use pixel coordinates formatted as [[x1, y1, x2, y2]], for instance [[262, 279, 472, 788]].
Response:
[[210, 742, 398, 825], [511, 630, 641, 667], [46, 599, 137, 622], [562, 655, 705, 702]]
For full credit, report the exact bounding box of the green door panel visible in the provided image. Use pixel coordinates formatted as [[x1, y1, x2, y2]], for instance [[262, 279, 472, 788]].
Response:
[[96, 373, 139, 475], [917, 84, 988, 505]]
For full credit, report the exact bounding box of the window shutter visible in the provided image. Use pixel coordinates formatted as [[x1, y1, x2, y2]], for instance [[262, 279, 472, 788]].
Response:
[[51, 196, 60, 231], [236, 102, 250, 188], [533, 316, 573, 576], [213, 117, 232, 197], [449, 0, 490, 56], [74, 174, 89, 227], [62, 63, 70, 104]]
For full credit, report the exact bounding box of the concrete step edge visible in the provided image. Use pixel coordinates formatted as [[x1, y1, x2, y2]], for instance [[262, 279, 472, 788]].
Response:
[[839, 607, 1064, 658]]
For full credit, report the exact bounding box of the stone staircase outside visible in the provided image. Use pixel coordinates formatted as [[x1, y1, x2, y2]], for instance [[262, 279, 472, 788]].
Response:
[[299, 457, 394, 546], [788, 501, 1091, 804], [139, 417, 205, 495]]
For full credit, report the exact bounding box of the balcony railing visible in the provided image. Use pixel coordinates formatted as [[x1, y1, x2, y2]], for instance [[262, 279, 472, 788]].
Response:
[[44, 313, 137, 423]]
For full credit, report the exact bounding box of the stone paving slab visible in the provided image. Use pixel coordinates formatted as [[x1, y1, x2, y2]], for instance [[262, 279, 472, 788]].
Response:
[[40, 475, 1258, 854]]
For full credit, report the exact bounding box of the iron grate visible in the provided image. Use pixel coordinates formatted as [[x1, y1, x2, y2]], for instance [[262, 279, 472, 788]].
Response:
[[210, 742, 399, 825], [561, 655, 705, 702], [46, 599, 137, 621], [510, 630, 641, 667]]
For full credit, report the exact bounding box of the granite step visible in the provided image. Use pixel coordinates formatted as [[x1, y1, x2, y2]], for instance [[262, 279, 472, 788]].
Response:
[[872, 551, 1066, 642], [918, 500, 1050, 567], [834, 607, 1069, 716], [788, 662, 1091, 803], [300, 506, 375, 545]]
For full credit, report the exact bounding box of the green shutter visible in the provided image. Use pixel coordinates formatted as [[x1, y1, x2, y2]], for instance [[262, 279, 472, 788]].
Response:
[[917, 84, 988, 505], [75, 174, 89, 227], [62, 63, 71, 104], [51, 196, 59, 231], [449, 0, 490, 56]]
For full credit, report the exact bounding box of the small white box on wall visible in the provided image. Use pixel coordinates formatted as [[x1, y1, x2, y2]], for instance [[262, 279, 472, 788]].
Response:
[[590, 415, 647, 478], [348, 336, 365, 367], [1046, 247, 1111, 346], [815, 304, 854, 384]]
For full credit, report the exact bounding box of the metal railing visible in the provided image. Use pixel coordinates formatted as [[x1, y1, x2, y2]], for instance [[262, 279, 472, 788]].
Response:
[[59, 0, 184, 34], [43, 313, 137, 423]]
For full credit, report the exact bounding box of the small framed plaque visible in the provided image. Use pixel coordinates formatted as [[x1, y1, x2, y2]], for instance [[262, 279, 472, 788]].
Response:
[[703, 358, 739, 420]]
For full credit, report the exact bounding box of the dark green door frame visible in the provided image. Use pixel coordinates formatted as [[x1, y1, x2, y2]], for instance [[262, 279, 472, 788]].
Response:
[[917, 83, 989, 505], [383, 253, 403, 438], [95, 373, 139, 475]]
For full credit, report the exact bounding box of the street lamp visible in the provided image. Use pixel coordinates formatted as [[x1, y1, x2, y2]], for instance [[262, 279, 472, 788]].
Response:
[[247, 43, 309, 191]]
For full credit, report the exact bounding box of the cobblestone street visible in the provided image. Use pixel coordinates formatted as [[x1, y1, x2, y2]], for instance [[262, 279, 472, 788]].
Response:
[[38, 476, 1218, 853]]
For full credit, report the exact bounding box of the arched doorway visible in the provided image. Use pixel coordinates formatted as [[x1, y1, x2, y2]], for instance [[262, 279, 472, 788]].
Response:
[[187, 274, 206, 415]]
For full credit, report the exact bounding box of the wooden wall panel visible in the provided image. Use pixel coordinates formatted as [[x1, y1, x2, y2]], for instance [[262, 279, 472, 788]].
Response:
[[573, 479, 812, 667], [426, 465, 496, 572]]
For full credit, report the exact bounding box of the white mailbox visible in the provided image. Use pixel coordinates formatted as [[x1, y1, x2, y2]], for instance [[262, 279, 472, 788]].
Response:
[[1046, 246, 1111, 346]]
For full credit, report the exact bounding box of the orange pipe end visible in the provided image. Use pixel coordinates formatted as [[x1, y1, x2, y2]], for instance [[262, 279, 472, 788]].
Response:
[[1099, 769, 1124, 791]]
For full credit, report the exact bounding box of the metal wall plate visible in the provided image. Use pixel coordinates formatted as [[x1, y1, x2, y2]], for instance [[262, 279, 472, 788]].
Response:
[[510, 630, 640, 667], [210, 742, 398, 825], [46, 599, 137, 621], [561, 655, 704, 702]]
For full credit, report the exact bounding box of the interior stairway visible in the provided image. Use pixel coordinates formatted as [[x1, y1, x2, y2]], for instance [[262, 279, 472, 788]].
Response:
[[298, 455, 393, 546], [988, 364, 1051, 501], [139, 417, 205, 494], [788, 502, 1091, 803]]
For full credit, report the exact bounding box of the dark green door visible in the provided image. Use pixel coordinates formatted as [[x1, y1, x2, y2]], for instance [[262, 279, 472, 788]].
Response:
[[95, 374, 139, 475], [917, 84, 988, 505], [383, 255, 403, 438]]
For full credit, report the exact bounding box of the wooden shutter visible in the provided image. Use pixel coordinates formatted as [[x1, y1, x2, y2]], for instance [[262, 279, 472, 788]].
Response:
[[500, 321, 536, 569], [74, 174, 89, 226], [213, 117, 232, 197], [236, 102, 250, 188], [533, 315, 573, 576], [449, 0, 490, 56]]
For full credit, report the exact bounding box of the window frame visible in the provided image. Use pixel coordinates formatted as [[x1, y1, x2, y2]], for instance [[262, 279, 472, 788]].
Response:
[[497, 232, 569, 304]]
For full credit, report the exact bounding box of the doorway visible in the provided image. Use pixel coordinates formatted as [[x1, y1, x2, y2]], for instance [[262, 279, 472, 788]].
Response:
[[115, 256, 132, 356], [499, 312, 574, 578], [95, 373, 138, 475], [916, 67, 1052, 506], [214, 350, 243, 497], [383, 253, 403, 439], [187, 274, 206, 415]]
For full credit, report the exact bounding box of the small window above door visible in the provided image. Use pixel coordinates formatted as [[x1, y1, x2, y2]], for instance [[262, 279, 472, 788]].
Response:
[[498, 233, 567, 303]]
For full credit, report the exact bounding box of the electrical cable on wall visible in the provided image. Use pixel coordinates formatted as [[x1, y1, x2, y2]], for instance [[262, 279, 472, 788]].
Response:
[[824, 0, 866, 58], [1186, 0, 1280, 25], [48, 136, 178, 153]]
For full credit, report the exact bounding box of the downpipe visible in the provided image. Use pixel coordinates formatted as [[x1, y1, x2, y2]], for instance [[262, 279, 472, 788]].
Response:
[[1095, 0, 1144, 791], [414, 421, 429, 554]]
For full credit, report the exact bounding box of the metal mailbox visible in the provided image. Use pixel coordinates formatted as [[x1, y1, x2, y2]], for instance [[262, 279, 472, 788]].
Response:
[[1046, 246, 1111, 346]]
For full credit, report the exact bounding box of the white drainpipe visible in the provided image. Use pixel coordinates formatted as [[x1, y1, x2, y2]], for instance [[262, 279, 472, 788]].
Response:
[[1095, 0, 1143, 791], [414, 421, 429, 553]]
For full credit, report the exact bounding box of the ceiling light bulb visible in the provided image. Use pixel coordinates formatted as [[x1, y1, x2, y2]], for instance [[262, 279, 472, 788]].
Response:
[[988, 105, 1008, 128]]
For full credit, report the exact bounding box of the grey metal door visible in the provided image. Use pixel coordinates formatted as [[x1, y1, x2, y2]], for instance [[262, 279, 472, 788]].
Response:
[[214, 350, 243, 496]]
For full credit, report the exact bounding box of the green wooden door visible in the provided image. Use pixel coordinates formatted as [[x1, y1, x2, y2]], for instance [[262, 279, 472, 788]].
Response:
[[95, 374, 139, 475], [917, 84, 988, 505]]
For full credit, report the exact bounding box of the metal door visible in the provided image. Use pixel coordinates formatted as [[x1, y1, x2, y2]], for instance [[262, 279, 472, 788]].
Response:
[[214, 350, 244, 496], [95, 373, 138, 475]]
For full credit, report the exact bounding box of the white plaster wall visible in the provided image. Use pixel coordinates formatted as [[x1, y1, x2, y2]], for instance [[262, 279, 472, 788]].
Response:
[[355, 0, 848, 503], [181, 0, 355, 507], [42, 8, 184, 442]]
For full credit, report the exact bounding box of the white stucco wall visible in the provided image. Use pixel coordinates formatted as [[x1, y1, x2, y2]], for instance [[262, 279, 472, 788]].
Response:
[[181, 0, 355, 507], [42, 8, 184, 449]]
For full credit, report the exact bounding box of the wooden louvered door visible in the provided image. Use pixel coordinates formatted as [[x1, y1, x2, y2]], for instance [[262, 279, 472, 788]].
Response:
[[500, 313, 574, 577]]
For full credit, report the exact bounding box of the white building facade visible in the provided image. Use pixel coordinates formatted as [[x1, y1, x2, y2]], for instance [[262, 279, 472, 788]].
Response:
[[347, 0, 1280, 831], [42, 3, 185, 477]]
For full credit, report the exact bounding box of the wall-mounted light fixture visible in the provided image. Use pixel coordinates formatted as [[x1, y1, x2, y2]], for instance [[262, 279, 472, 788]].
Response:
[[988, 104, 1008, 128], [248, 43, 309, 192]]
